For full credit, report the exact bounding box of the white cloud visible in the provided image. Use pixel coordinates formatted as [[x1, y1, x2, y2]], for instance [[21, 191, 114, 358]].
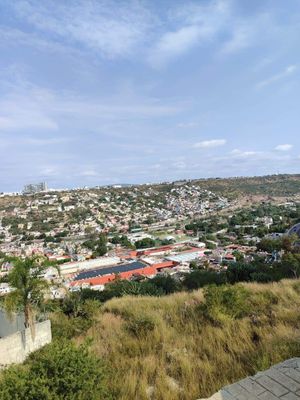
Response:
[[148, 0, 280, 67], [231, 149, 260, 158], [149, 25, 204, 68], [170, 0, 230, 26], [275, 144, 293, 151], [4, 0, 296, 69], [149, 0, 230, 67], [0, 74, 182, 132], [10, 0, 152, 58], [220, 11, 277, 56], [256, 65, 297, 89], [194, 139, 227, 149]]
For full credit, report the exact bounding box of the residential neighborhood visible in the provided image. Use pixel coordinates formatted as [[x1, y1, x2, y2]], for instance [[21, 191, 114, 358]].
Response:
[[1, 177, 299, 297]]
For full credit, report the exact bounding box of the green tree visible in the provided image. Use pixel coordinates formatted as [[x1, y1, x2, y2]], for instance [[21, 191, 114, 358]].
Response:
[[281, 253, 300, 278], [93, 233, 108, 257], [134, 237, 155, 249], [226, 263, 257, 284], [189, 260, 198, 270], [110, 235, 135, 249], [3, 257, 53, 334], [183, 270, 226, 290], [205, 241, 217, 250], [150, 275, 182, 294]]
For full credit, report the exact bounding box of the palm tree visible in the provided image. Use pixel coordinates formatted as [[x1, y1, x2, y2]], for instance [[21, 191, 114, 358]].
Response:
[[3, 257, 52, 338]]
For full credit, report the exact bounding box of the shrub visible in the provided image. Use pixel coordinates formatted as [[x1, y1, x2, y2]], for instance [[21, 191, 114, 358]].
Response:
[[51, 312, 92, 339], [226, 263, 257, 283], [134, 238, 155, 249], [0, 341, 112, 400], [183, 270, 226, 290], [202, 284, 250, 324], [150, 275, 182, 294], [104, 279, 163, 297], [250, 272, 273, 283], [51, 293, 101, 339], [126, 315, 155, 337]]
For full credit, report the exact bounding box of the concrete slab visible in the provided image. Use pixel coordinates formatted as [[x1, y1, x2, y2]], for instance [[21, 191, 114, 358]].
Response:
[[199, 358, 300, 400]]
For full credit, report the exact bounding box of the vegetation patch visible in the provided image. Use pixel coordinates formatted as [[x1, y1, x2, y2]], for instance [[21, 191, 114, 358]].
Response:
[[0, 341, 112, 400]]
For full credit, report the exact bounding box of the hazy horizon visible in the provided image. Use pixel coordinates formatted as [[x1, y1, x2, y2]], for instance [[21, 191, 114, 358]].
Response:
[[2, 172, 300, 194]]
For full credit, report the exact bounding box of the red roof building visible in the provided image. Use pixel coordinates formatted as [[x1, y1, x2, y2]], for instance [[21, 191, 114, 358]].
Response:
[[70, 260, 177, 287]]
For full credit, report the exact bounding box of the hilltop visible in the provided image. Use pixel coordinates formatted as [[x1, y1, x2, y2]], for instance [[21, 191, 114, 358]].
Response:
[[192, 174, 300, 198]]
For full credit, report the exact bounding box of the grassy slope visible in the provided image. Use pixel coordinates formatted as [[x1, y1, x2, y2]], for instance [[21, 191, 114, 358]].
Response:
[[79, 280, 300, 400]]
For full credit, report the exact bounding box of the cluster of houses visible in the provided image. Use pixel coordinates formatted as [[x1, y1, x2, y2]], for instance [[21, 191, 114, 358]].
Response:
[[0, 238, 258, 297], [0, 183, 231, 258], [1, 183, 299, 297], [62, 241, 258, 292]]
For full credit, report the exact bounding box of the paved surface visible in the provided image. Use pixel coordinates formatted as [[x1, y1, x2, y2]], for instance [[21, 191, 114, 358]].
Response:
[[200, 358, 300, 399]]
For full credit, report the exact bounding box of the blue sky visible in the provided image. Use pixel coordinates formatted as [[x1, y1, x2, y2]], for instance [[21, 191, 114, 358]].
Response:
[[0, 0, 300, 191]]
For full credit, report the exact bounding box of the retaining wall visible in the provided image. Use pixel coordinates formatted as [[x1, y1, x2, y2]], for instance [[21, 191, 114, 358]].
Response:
[[0, 320, 52, 368]]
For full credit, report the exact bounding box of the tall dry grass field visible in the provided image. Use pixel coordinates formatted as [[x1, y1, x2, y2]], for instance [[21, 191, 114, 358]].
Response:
[[77, 280, 300, 400]]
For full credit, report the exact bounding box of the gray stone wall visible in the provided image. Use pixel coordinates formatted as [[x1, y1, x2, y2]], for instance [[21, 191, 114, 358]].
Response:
[[0, 320, 52, 368]]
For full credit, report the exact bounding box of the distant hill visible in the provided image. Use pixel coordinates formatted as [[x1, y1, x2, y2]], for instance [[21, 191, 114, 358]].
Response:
[[191, 174, 300, 197], [1, 174, 299, 207], [135, 174, 300, 200]]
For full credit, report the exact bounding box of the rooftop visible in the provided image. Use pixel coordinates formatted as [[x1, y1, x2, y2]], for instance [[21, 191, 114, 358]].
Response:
[[74, 261, 147, 281]]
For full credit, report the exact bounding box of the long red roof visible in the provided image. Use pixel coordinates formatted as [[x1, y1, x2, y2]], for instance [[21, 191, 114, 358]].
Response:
[[70, 260, 176, 287]]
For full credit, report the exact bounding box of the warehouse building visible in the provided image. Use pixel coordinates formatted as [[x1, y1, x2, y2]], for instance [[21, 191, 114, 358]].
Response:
[[70, 260, 177, 289]]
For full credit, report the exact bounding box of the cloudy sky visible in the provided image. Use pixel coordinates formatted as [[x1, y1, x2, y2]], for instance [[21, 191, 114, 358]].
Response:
[[0, 0, 300, 191]]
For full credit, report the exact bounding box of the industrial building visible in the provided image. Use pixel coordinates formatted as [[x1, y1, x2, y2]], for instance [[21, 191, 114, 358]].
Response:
[[60, 256, 120, 276], [70, 260, 177, 289]]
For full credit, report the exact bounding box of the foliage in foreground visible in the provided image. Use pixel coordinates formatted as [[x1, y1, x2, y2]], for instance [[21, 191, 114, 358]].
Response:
[[0, 341, 112, 400], [2, 280, 300, 400]]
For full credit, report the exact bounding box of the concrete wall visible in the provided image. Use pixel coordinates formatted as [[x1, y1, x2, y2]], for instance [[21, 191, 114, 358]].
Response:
[[0, 320, 52, 368], [0, 309, 25, 338]]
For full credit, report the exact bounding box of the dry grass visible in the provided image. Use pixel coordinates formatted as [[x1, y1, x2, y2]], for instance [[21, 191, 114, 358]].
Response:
[[77, 280, 300, 400]]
